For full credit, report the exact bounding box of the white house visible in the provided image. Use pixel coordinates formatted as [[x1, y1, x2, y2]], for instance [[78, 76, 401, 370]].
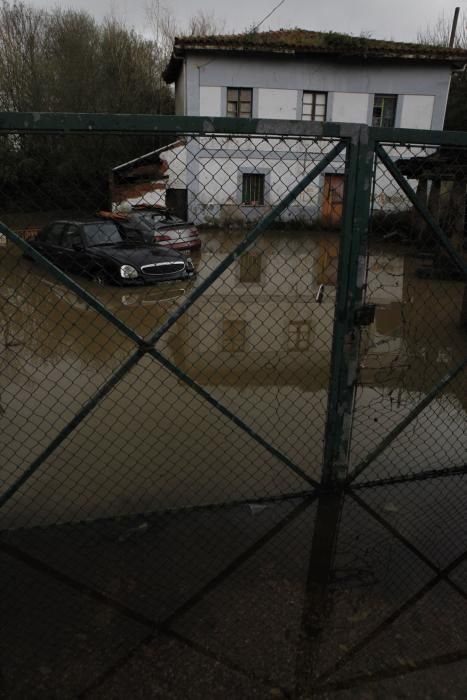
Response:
[[120, 29, 467, 227]]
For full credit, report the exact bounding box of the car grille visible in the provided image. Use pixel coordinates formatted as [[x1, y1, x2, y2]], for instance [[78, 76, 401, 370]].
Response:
[[141, 261, 185, 275]]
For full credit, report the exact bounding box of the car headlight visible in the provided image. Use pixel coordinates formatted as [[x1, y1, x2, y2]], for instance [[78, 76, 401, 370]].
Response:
[[185, 257, 194, 270], [120, 264, 139, 279]]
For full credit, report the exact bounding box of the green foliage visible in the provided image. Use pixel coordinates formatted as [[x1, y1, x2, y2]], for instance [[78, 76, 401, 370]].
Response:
[[322, 32, 370, 51]]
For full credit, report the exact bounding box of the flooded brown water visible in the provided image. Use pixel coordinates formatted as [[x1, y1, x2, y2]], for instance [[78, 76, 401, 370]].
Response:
[[0, 229, 466, 529], [1, 228, 467, 699]]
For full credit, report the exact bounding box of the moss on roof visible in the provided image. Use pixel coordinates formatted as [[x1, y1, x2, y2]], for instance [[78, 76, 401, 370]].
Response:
[[164, 28, 467, 82]]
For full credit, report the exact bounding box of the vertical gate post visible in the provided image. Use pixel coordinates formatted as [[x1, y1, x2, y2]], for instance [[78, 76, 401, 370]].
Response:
[[322, 126, 375, 488], [294, 129, 375, 693]]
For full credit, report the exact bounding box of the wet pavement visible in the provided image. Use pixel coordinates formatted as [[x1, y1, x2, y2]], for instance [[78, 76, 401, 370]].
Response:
[[0, 228, 466, 697]]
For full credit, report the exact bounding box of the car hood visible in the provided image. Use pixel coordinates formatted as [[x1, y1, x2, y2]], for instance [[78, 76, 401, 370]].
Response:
[[90, 243, 186, 267]]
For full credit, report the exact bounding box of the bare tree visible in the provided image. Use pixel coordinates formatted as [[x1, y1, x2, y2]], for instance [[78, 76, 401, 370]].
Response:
[[145, 0, 177, 67], [187, 10, 226, 37], [43, 9, 100, 111], [146, 2, 227, 69], [417, 10, 467, 48], [0, 1, 48, 110], [0, 0, 174, 212], [0, 2, 172, 114]]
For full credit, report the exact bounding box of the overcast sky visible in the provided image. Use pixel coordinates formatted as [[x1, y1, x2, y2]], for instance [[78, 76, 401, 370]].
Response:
[[22, 0, 466, 43]]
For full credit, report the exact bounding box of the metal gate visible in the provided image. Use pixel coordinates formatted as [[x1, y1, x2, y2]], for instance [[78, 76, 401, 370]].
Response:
[[347, 130, 467, 489], [0, 114, 466, 697]]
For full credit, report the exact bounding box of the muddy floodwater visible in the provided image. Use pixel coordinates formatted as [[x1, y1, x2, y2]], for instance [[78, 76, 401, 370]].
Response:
[[0, 229, 465, 529], [1, 228, 467, 698]]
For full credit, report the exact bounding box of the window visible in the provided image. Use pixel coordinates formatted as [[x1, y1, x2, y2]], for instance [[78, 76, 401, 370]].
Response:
[[62, 226, 83, 249], [83, 222, 123, 246], [239, 252, 263, 284], [222, 319, 247, 353], [227, 88, 252, 118], [288, 321, 312, 351], [372, 94, 397, 128], [302, 92, 327, 121], [242, 173, 265, 205], [39, 222, 66, 244]]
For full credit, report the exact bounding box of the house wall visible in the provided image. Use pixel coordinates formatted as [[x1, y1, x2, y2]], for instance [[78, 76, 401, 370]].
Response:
[[331, 92, 370, 124], [257, 88, 298, 119], [154, 137, 418, 226], [166, 53, 452, 225], [199, 86, 222, 117], [183, 53, 451, 129], [399, 94, 436, 130], [174, 61, 186, 115]]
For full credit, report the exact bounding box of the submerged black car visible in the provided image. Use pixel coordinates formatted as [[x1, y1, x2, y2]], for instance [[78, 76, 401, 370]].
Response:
[[29, 220, 196, 286]]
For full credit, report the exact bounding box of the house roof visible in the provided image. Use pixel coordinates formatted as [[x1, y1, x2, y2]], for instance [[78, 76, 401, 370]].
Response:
[[163, 28, 467, 83]]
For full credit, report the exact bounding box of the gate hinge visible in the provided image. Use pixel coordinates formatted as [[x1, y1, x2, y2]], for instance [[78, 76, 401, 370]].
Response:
[[354, 304, 376, 327]]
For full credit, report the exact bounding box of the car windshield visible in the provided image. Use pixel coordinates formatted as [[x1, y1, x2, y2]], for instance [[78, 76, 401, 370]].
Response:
[[83, 222, 123, 246]]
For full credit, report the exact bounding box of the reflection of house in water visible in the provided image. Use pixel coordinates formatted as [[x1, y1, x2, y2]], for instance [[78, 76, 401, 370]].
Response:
[[1, 236, 465, 529], [169, 236, 405, 389]]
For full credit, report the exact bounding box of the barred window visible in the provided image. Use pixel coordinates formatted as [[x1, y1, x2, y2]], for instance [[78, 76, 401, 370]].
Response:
[[222, 319, 247, 352], [242, 173, 265, 205], [288, 321, 312, 351], [302, 91, 327, 121], [227, 88, 252, 118], [372, 94, 397, 127]]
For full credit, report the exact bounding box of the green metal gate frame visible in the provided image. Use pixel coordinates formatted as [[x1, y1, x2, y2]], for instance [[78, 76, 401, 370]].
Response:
[[0, 113, 466, 513], [345, 128, 467, 487]]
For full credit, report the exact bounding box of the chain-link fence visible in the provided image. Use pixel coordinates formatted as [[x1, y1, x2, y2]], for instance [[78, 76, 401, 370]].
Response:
[[0, 115, 466, 698], [350, 137, 467, 489]]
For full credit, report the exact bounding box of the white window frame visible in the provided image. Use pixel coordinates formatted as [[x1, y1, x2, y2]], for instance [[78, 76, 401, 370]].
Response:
[[302, 91, 327, 122]]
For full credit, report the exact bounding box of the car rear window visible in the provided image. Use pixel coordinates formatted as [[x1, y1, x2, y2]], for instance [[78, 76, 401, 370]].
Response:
[[83, 222, 123, 246], [126, 216, 153, 233]]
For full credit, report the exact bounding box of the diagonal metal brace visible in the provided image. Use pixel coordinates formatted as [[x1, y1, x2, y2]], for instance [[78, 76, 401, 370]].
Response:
[[376, 143, 467, 279], [150, 348, 319, 488], [349, 491, 467, 602], [0, 349, 144, 512], [315, 538, 467, 685], [0, 142, 347, 511], [353, 462, 467, 490], [0, 222, 144, 347], [348, 356, 467, 484]]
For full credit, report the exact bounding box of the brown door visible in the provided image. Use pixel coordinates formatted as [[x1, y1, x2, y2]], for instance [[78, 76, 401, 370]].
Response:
[[322, 174, 345, 227]]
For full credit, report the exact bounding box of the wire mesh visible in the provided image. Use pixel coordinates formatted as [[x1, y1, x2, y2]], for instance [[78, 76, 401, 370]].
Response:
[[1, 120, 467, 698], [350, 140, 467, 487], [0, 130, 346, 531]]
